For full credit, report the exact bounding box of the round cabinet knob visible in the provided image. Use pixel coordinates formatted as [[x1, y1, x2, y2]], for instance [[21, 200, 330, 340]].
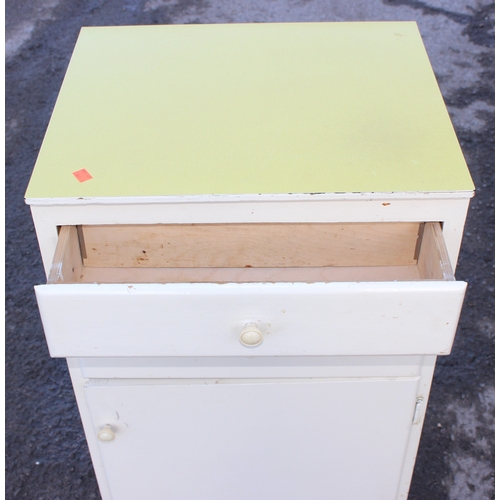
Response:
[[98, 425, 115, 443], [240, 323, 263, 348]]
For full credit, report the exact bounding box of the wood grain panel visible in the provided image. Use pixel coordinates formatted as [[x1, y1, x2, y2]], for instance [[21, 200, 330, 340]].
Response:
[[81, 223, 421, 269]]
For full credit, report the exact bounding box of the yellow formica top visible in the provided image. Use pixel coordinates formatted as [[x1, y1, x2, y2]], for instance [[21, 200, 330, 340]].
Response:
[[25, 22, 474, 200]]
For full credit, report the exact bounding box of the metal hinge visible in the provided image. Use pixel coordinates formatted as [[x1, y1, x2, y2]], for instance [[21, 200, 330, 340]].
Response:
[[412, 397, 424, 424]]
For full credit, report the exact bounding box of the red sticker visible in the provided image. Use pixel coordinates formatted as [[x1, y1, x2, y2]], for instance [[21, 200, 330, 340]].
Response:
[[72, 169, 93, 183]]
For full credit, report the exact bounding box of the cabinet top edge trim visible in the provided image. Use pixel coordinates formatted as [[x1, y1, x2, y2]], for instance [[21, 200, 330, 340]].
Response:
[[25, 190, 475, 206]]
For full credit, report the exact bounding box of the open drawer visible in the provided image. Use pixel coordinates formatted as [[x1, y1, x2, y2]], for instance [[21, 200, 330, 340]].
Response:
[[35, 222, 466, 357]]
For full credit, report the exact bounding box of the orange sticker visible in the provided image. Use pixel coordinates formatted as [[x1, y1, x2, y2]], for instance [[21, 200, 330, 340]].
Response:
[[72, 169, 93, 182]]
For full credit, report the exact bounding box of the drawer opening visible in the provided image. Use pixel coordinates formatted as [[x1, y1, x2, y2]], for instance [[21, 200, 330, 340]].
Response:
[[48, 222, 454, 284]]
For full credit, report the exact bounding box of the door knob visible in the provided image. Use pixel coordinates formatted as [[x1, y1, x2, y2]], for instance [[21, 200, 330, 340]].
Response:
[[240, 323, 263, 347], [97, 425, 115, 442]]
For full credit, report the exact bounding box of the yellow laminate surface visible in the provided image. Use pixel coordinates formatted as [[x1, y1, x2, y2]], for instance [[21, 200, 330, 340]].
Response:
[[25, 22, 474, 200]]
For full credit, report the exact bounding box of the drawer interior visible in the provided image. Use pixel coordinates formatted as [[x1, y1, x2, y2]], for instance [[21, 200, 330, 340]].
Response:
[[48, 222, 454, 284]]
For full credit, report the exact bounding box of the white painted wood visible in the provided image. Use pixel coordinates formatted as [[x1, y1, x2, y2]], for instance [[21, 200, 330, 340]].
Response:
[[30, 196, 470, 276], [78, 355, 425, 379], [35, 281, 466, 358], [66, 358, 113, 500], [397, 356, 437, 498], [83, 376, 420, 500], [68, 355, 435, 500]]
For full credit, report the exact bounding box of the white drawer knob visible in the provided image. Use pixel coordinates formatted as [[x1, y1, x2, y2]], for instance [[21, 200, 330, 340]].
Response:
[[98, 425, 115, 443], [240, 323, 263, 347]]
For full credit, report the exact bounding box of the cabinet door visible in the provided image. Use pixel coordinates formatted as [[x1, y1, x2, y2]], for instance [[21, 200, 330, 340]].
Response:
[[85, 377, 419, 500]]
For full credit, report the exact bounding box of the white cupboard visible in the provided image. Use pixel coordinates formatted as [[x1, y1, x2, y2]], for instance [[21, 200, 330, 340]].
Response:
[[26, 22, 474, 500]]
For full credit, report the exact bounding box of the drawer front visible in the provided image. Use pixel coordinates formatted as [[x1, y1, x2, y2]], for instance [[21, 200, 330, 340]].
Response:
[[35, 280, 466, 357]]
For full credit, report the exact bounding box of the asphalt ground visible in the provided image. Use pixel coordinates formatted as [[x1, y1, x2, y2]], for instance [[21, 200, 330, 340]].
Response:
[[5, 1, 494, 499]]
